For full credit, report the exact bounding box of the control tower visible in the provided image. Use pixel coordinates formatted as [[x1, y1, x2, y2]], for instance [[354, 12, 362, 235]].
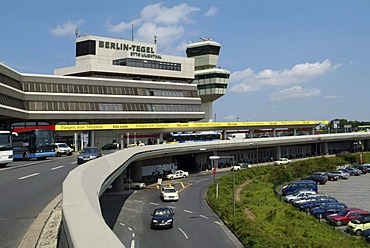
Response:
[[186, 37, 230, 122]]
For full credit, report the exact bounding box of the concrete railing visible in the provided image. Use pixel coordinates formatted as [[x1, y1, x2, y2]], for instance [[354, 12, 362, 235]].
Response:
[[59, 133, 370, 247]]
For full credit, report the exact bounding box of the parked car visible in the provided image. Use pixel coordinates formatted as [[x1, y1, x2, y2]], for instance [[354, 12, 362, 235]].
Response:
[[298, 197, 338, 212], [362, 229, 370, 243], [123, 179, 146, 190], [310, 203, 348, 219], [324, 172, 339, 181], [151, 207, 175, 229], [77, 147, 102, 164], [353, 165, 369, 174], [284, 190, 316, 203], [274, 158, 291, 166], [325, 208, 369, 226], [281, 180, 318, 196], [329, 170, 350, 179], [160, 187, 179, 201], [347, 214, 370, 236], [340, 167, 361, 176], [302, 172, 328, 185], [55, 143, 73, 156], [291, 194, 329, 207], [165, 170, 189, 180], [230, 163, 250, 171], [101, 143, 118, 150]]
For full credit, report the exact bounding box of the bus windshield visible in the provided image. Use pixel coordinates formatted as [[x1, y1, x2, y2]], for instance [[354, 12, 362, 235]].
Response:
[[0, 132, 12, 150], [357, 126, 370, 132]]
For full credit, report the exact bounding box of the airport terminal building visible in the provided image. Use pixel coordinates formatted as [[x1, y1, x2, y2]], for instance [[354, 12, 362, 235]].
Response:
[[0, 35, 230, 145]]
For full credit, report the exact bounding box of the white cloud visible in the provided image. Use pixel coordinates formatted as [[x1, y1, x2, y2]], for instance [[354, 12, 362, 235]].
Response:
[[229, 59, 341, 92], [50, 20, 85, 36], [205, 7, 218, 17], [269, 86, 321, 101], [224, 114, 239, 120], [325, 95, 342, 99], [106, 3, 199, 53]]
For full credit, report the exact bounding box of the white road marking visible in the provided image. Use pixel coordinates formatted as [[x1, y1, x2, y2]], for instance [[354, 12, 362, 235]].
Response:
[[119, 223, 125, 227], [214, 221, 224, 226], [130, 240, 135, 248], [70, 161, 77, 164], [128, 227, 133, 232], [150, 202, 159, 206], [178, 228, 189, 239], [195, 178, 209, 183], [50, 166, 64, 170], [134, 200, 143, 203], [167, 206, 176, 209], [18, 173, 40, 180], [132, 233, 135, 238], [183, 209, 193, 214], [199, 215, 208, 219]]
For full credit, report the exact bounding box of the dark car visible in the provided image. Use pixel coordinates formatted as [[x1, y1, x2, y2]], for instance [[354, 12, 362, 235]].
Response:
[[310, 203, 347, 219], [281, 180, 318, 196], [353, 165, 369, 174], [77, 147, 102, 164], [362, 229, 370, 243], [296, 196, 337, 212], [101, 143, 118, 150], [323, 172, 339, 181], [151, 207, 175, 229], [302, 172, 328, 185], [340, 167, 361, 176]]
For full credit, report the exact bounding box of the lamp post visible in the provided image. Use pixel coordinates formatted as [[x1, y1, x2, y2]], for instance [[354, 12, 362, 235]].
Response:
[[209, 155, 235, 221]]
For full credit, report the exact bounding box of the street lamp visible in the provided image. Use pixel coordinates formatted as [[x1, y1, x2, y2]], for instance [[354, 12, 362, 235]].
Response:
[[209, 155, 235, 221]]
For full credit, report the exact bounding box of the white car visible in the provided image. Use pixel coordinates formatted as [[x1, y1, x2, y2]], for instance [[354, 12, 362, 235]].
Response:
[[284, 190, 316, 203], [274, 158, 291, 166], [123, 179, 146, 190], [165, 170, 189, 180], [55, 143, 73, 156], [160, 187, 179, 201]]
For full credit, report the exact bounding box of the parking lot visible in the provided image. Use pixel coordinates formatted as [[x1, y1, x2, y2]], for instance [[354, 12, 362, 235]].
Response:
[[318, 173, 370, 212]]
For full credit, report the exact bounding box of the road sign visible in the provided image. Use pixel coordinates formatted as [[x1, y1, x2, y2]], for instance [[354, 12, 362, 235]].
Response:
[[212, 168, 217, 174]]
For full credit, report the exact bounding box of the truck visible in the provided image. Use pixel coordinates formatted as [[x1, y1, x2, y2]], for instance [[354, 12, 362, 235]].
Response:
[[165, 170, 189, 180]]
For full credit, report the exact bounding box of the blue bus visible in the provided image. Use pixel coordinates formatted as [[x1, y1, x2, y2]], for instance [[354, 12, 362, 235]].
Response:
[[165, 131, 222, 144], [12, 129, 56, 160]]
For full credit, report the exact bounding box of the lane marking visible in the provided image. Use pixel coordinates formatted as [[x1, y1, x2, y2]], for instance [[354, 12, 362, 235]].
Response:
[[119, 223, 126, 227], [18, 173, 40, 180], [195, 178, 209, 183], [214, 221, 224, 226], [199, 215, 208, 219], [150, 202, 159, 206], [132, 233, 135, 238], [130, 240, 135, 248], [134, 200, 143, 203], [184, 209, 193, 214], [70, 161, 77, 164], [50, 166, 64, 170], [178, 228, 189, 239], [128, 227, 133, 232]]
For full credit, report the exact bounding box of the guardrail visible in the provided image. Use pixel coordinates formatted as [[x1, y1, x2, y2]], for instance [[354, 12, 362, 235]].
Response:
[[59, 133, 370, 247]]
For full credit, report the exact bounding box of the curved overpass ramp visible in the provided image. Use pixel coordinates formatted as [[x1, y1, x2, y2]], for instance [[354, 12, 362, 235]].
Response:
[[59, 133, 370, 247]]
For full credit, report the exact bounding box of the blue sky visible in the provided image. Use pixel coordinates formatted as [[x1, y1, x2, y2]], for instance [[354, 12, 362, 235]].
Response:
[[1, 1, 369, 122]]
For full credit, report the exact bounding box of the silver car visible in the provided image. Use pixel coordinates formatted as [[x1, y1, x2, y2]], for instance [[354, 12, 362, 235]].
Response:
[[330, 170, 350, 179]]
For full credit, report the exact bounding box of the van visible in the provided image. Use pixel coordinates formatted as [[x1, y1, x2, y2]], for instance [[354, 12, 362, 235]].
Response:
[[281, 180, 318, 196], [55, 143, 73, 157]]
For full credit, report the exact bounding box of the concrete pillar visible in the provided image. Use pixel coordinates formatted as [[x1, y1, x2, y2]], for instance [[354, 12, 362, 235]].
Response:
[[222, 130, 227, 140], [80, 133, 84, 150], [271, 146, 281, 160], [130, 161, 143, 181], [293, 128, 297, 136], [312, 127, 315, 135], [249, 130, 254, 138], [120, 133, 124, 149], [74, 133, 78, 151], [159, 132, 164, 144], [111, 173, 125, 192], [91, 131, 95, 147], [272, 128, 277, 137], [322, 142, 329, 155], [126, 132, 130, 147]]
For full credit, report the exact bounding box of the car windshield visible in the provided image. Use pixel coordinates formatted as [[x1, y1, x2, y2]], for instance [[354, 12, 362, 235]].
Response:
[[58, 143, 68, 147], [337, 209, 349, 216], [154, 209, 171, 216], [164, 188, 176, 193], [82, 148, 98, 153]]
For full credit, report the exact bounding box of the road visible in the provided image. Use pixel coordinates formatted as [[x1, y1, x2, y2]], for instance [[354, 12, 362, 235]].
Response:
[[106, 170, 243, 248], [0, 156, 79, 248]]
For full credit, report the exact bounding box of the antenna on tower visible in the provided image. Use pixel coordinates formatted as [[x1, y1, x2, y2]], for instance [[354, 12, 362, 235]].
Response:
[[154, 35, 157, 44], [199, 36, 208, 42], [75, 28, 79, 38], [131, 23, 134, 41]]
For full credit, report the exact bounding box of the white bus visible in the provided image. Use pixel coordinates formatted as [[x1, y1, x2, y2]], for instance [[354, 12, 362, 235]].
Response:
[[0, 130, 16, 168]]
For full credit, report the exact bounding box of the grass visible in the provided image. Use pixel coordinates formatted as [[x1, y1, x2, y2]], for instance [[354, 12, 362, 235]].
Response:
[[206, 153, 370, 247]]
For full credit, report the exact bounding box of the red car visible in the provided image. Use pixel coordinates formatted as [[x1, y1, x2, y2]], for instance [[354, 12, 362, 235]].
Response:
[[325, 208, 370, 226]]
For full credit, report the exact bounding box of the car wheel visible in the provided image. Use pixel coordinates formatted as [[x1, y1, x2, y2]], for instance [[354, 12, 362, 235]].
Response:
[[135, 185, 140, 190], [317, 214, 322, 219], [23, 152, 29, 161], [336, 220, 342, 226], [355, 230, 362, 236], [56, 152, 61, 157], [170, 176, 173, 180]]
